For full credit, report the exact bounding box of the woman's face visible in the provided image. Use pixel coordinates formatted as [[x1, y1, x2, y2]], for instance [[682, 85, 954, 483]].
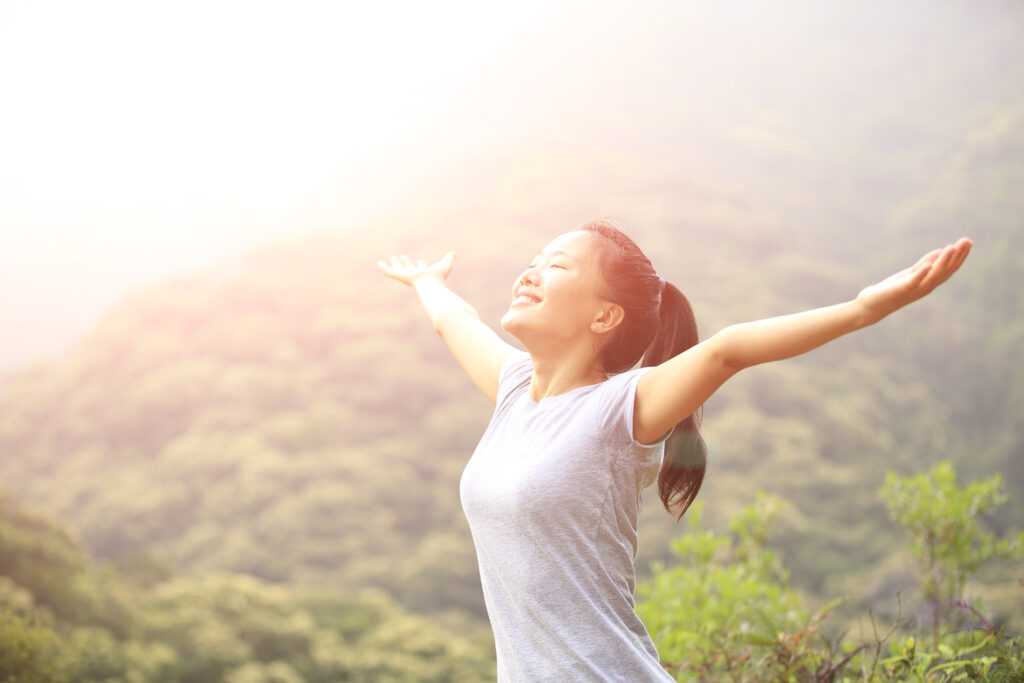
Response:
[[500, 230, 621, 347]]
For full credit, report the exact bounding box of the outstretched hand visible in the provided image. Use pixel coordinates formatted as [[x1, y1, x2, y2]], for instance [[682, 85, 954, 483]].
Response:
[[856, 237, 973, 325], [377, 251, 456, 287]]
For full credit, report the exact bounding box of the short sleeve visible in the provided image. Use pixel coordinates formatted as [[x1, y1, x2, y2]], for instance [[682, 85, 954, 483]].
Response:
[[494, 348, 532, 411], [603, 366, 675, 448], [623, 366, 675, 447]]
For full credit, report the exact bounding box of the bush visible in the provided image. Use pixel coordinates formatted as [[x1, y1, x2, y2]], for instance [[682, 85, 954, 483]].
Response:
[[639, 462, 1024, 682]]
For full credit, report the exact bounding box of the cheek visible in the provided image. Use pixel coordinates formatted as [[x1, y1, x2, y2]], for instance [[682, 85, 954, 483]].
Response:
[[546, 282, 596, 322], [543, 280, 576, 306]]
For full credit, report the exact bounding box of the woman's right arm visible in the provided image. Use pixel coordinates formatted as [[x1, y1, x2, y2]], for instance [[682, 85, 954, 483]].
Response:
[[416, 276, 519, 404], [378, 253, 519, 405]]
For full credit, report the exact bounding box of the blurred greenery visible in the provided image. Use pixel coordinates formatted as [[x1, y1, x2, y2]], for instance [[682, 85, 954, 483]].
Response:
[[0, 492, 497, 681], [639, 465, 1024, 681], [3, 460, 1021, 681], [2, 173, 1021, 639], [1, 22, 1022, 678]]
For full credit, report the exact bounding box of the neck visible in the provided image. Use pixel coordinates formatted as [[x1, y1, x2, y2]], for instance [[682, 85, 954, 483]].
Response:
[[525, 342, 607, 402]]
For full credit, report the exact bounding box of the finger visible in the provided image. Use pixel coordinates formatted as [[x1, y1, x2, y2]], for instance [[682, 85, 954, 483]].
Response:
[[889, 265, 914, 281], [920, 245, 954, 290], [937, 243, 958, 273], [950, 237, 966, 259], [914, 246, 945, 270], [909, 260, 932, 287], [948, 242, 971, 278], [919, 247, 951, 289], [950, 241, 966, 266]]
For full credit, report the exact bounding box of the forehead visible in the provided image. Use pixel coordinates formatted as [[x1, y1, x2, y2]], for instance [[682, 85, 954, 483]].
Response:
[[537, 231, 595, 259]]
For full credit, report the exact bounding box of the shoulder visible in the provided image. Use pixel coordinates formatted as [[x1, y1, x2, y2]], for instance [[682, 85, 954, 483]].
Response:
[[494, 349, 532, 410], [596, 366, 674, 448], [500, 348, 532, 382]]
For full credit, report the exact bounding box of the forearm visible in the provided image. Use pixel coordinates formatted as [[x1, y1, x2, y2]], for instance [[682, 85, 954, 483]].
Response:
[[719, 299, 871, 370], [413, 276, 479, 331]]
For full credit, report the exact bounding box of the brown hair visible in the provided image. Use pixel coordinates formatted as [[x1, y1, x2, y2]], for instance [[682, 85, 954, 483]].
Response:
[[580, 219, 707, 522]]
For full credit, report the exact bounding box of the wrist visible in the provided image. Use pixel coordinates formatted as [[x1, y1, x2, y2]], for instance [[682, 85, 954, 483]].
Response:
[[413, 273, 446, 290], [852, 297, 883, 329]]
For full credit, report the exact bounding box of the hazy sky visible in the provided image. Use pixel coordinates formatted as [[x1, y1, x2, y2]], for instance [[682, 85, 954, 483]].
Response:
[[1, 0, 573, 367], [1, 2, 567, 253], [1, 0, 1019, 370]]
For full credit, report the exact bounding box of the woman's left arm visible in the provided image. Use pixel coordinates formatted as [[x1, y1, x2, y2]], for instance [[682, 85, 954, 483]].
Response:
[[631, 238, 972, 444], [718, 237, 973, 371]]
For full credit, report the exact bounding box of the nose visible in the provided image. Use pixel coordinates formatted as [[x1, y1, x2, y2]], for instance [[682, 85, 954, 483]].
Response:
[[512, 270, 537, 302], [518, 266, 540, 288]]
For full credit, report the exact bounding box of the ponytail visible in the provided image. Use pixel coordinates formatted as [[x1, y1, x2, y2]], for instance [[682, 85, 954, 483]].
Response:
[[642, 279, 707, 522], [580, 219, 708, 522]]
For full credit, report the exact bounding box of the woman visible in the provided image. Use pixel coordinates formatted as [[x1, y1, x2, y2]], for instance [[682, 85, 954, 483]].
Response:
[[377, 220, 972, 681]]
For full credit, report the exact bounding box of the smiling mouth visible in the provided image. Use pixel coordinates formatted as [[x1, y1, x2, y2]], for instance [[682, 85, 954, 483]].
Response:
[[511, 295, 541, 306]]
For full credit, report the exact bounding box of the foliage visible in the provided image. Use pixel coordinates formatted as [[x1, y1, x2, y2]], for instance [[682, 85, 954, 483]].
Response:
[[2, 444, 1023, 681], [0, 608, 63, 683], [0, 82, 1020, 679], [639, 462, 1024, 682], [639, 493, 854, 681], [0, 494, 495, 683], [880, 460, 1024, 649]]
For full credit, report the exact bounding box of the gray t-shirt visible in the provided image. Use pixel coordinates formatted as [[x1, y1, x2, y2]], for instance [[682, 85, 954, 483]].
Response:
[[460, 348, 676, 682]]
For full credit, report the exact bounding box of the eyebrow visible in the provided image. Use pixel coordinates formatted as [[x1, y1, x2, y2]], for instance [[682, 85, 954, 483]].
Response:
[[532, 249, 574, 261]]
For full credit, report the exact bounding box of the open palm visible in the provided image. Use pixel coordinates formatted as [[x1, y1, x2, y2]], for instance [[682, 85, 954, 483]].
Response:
[[856, 237, 973, 325], [377, 251, 456, 287]]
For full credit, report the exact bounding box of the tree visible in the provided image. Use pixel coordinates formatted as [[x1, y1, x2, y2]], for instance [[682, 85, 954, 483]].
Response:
[[880, 460, 1024, 649]]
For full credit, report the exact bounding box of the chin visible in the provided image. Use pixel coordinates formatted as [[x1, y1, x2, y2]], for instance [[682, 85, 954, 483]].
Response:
[[499, 310, 530, 335]]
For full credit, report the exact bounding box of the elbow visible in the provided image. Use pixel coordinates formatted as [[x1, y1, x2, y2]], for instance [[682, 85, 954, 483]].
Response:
[[434, 306, 480, 336], [712, 326, 743, 373]]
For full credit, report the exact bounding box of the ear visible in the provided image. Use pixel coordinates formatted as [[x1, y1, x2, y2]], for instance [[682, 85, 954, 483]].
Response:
[[590, 302, 624, 335]]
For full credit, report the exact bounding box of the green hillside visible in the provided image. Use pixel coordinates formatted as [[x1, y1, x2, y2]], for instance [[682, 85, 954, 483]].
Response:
[[0, 491, 496, 681], [3, 463, 1021, 681], [1, 147, 1020, 629]]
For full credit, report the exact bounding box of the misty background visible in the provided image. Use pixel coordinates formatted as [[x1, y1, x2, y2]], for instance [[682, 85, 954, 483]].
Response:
[[4, 1, 1019, 369], [1, 1, 1021, 680]]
